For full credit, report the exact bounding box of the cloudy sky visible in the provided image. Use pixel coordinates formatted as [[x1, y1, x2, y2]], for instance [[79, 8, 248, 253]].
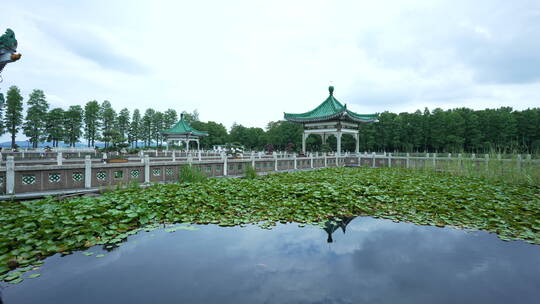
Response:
[[1, 0, 540, 142]]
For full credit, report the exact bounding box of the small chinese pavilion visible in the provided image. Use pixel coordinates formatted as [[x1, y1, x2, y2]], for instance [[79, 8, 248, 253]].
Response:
[[284, 86, 378, 154], [161, 114, 208, 151]]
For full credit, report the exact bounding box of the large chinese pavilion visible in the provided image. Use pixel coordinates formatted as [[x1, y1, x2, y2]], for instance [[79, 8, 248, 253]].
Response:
[[161, 114, 208, 150], [284, 86, 378, 154]]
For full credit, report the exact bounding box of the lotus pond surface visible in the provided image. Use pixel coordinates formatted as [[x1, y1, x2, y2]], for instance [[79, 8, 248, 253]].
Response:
[[2, 217, 540, 304]]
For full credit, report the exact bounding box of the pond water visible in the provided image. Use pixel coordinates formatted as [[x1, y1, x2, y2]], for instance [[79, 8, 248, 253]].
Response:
[[2, 217, 540, 304]]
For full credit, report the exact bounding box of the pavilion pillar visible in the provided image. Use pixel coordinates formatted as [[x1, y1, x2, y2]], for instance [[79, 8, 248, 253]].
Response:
[[322, 134, 327, 145], [336, 132, 342, 156], [355, 132, 359, 154], [302, 132, 307, 154], [196, 140, 200, 151]]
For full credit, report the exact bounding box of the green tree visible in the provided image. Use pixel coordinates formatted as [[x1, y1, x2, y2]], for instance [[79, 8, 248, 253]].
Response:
[[64, 105, 84, 147], [181, 109, 199, 124], [4, 86, 23, 148], [265, 121, 303, 151], [129, 109, 141, 148], [151, 111, 164, 145], [163, 109, 178, 130], [117, 108, 130, 145], [100, 100, 116, 148], [23, 89, 49, 148], [141, 108, 155, 146], [84, 101, 101, 147], [45, 108, 65, 147]]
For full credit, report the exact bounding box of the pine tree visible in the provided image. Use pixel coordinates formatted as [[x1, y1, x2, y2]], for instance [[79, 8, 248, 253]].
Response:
[[163, 109, 178, 129], [45, 108, 65, 147], [117, 108, 130, 145], [64, 105, 84, 147], [100, 100, 116, 148], [129, 109, 141, 148], [23, 89, 49, 148], [151, 111, 164, 146], [4, 86, 23, 148], [84, 101, 101, 147], [142, 109, 155, 147]]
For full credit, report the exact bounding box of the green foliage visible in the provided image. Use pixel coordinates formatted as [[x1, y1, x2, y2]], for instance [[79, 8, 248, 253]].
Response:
[[244, 164, 257, 179], [23, 89, 49, 148], [129, 109, 141, 148], [191, 120, 229, 148], [266, 120, 303, 151], [4, 86, 23, 148], [178, 165, 207, 183], [0, 167, 539, 282], [64, 105, 84, 147], [84, 100, 101, 147], [116, 108, 131, 145], [44, 108, 65, 147], [141, 108, 155, 146], [100, 100, 117, 148]]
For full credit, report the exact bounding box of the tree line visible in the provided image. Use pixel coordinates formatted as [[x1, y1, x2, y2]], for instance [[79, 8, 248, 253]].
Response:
[[0, 86, 180, 149], [1, 85, 539, 153]]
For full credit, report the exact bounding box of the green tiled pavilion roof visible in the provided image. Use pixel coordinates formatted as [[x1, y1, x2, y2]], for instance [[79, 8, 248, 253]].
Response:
[[161, 115, 208, 137], [284, 86, 378, 123]]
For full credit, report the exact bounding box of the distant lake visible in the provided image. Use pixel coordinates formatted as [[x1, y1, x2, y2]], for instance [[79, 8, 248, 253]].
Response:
[[2, 217, 540, 304]]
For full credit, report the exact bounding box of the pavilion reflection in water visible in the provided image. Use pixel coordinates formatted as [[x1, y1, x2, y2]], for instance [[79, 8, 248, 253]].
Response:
[[323, 216, 356, 243]]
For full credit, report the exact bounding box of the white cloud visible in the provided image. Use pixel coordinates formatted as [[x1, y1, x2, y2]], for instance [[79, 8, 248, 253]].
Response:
[[1, 0, 539, 143]]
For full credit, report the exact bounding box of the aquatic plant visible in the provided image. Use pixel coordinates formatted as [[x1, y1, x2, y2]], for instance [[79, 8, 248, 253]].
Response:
[[178, 165, 207, 183], [244, 164, 257, 179], [0, 167, 539, 283]]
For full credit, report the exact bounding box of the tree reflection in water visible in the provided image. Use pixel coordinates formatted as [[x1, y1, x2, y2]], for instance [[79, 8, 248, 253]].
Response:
[[323, 216, 356, 243]]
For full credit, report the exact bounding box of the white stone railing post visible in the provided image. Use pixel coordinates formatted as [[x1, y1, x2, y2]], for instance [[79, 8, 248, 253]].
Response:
[[432, 153, 436, 168], [372, 152, 376, 168], [324, 154, 328, 167], [406, 153, 410, 168], [485, 154, 489, 172], [172, 150, 176, 162], [310, 153, 314, 168], [388, 153, 392, 168], [223, 157, 228, 176], [85, 155, 92, 189], [188, 153, 193, 167], [293, 154, 297, 170], [517, 154, 522, 171], [6, 156, 15, 195], [251, 153, 255, 168], [144, 155, 150, 183], [274, 153, 278, 171], [198, 151, 202, 161], [57, 152, 63, 165]]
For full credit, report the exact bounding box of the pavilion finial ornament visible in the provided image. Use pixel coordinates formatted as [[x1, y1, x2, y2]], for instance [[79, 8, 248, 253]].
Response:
[[0, 28, 21, 76], [329, 85, 334, 95]]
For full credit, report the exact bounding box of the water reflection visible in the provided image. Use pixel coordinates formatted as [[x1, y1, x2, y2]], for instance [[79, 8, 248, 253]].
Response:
[[3, 217, 540, 304], [323, 216, 356, 243]]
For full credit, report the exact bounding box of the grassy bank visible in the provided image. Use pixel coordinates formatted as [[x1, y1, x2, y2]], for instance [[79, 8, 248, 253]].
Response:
[[1, 167, 539, 282]]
